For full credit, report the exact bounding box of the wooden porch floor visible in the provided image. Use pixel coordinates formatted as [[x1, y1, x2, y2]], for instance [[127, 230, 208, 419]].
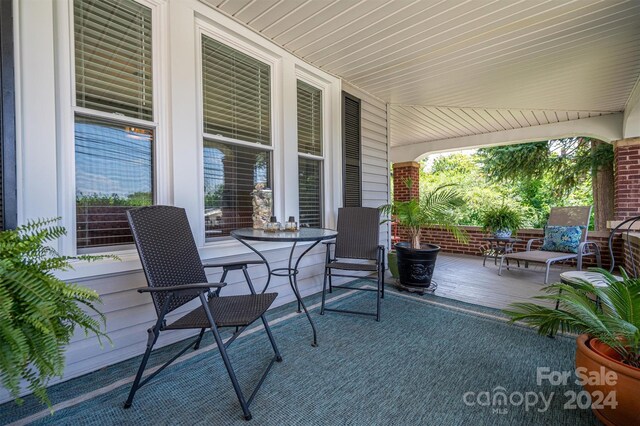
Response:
[[388, 253, 571, 310]]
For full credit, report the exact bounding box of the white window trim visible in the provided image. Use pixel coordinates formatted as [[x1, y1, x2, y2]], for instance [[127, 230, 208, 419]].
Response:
[[55, 0, 170, 256], [295, 68, 334, 228], [195, 20, 283, 246]]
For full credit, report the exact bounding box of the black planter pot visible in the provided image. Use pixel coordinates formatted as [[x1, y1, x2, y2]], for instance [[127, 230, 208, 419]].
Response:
[[395, 242, 440, 289]]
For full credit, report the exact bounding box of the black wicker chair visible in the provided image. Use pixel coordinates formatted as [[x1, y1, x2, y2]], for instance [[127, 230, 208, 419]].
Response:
[[124, 206, 281, 420], [320, 207, 385, 321]]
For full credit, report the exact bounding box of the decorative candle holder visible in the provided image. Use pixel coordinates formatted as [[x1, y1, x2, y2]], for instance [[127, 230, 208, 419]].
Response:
[[265, 216, 281, 233], [284, 216, 298, 232]]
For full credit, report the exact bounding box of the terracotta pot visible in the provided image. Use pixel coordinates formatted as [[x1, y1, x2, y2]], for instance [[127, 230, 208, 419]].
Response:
[[575, 334, 640, 426]]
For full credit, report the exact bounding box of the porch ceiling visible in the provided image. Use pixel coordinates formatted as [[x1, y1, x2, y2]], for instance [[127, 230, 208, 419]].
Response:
[[389, 106, 614, 147], [204, 0, 640, 148]]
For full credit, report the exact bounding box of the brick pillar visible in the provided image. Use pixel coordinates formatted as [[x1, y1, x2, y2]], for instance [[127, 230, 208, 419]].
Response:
[[392, 161, 420, 202], [613, 137, 640, 220]]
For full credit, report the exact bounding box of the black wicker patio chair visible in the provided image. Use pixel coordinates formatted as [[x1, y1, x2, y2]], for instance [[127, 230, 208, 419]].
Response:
[[320, 207, 385, 321], [124, 206, 281, 420]]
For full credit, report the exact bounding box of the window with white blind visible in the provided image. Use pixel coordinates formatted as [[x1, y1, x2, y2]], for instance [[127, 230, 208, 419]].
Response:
[[297, 80, 323, 228], [73, 0, 154, 251], [201, 34, 272, 239]]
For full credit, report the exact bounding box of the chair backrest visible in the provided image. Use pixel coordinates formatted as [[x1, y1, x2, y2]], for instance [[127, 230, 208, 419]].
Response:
[[547, 206, 592, 242], [334, 207, 380, 260], [127, 206, 208, 317]]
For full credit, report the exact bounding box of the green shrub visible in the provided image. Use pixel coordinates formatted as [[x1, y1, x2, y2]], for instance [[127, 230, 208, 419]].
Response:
[[481, 205, 523, 234], [0, 218, 113, 406]]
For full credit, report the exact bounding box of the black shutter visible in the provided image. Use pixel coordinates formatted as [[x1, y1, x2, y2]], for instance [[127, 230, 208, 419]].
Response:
[[342, 91, 361, 207], [0, 0, 16, 231]]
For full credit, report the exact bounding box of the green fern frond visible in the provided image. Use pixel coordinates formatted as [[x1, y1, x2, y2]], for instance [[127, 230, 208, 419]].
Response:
[[0, 218, 114, 407]]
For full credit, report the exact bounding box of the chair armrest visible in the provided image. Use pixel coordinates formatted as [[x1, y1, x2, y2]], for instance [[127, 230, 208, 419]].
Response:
[[526, 238, 544, 251], [203, 260, 264, 269], [579, 241, 599, 255], [137, 282, 227, 295], [322, 241, 335, 246]]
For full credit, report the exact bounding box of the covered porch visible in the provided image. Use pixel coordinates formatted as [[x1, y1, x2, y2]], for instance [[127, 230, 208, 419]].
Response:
[[2, 0, 640, 425]]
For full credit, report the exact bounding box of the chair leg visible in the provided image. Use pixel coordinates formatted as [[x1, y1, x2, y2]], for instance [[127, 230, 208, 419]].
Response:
[[260, 315, 282, 362], [193, 328, 206, 350], [125, 296, 173, 409], [216, 268, 229, 297], [498, 256, 504, 276], [124, 326, 159, 408], [241, 266, 256, 294], [555, 288, 563, 310], [320, 267, 329, 315], [545, 263, 551, 285], [381, 256, 385, 299], [241, 267, 283, 361], [376, 266, 382, 322], [199, 293, 252, 420]]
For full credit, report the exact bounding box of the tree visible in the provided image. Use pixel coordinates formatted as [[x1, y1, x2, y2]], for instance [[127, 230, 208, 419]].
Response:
[[477, 137, 613, 230]]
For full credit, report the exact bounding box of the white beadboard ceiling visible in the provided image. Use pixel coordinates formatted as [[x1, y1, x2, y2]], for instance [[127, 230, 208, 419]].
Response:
[[203, 0, 640, 146], [389, 106, 613, 146]]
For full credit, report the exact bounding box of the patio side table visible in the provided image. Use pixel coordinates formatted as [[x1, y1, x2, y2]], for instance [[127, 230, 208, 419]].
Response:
[[482, 237, 522, 267], [231, 227, 338, 347]]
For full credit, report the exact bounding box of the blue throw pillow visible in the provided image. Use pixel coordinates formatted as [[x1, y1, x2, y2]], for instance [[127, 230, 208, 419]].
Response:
[[541, 225, 584, 253]]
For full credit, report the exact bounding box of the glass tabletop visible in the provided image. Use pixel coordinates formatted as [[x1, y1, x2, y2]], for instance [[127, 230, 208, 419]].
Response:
[[231, 227, 338, 242]]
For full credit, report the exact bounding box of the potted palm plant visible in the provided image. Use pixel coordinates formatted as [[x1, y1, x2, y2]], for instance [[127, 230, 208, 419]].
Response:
[[381, 180, 468, 291], [0, 218, 112, 407], [481, 205, 523, 238], [504, 270, 640, 426]]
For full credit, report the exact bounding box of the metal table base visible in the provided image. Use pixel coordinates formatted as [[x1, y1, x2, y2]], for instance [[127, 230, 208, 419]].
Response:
[[231, 228, 338, 347]]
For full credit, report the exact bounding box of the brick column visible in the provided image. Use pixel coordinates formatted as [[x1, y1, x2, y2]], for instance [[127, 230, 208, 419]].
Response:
[[613, 137, 640, 220], [392, 161, 420, 202]]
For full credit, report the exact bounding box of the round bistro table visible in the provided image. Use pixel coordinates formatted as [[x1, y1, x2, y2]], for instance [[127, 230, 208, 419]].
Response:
[[230, 227, 338, 347]]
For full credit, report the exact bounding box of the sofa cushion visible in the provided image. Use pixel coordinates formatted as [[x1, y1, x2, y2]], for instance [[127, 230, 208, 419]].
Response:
[[541, 225, 584, 253]]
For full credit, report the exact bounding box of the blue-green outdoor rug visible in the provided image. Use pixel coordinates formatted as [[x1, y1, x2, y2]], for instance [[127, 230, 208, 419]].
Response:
[[1, 283, 598, 425]]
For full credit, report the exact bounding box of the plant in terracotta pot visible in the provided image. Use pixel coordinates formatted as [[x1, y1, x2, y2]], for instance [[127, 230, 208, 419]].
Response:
[[480, 205, 523, 238], [504, 270, 640, 426], [0, 218, 113, 407], [381, 180, 468, 291]]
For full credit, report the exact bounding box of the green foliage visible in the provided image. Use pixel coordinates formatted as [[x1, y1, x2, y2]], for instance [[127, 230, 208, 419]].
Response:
[[381, 183, 468, 249], [481, 205, 523, 234], [0, 218, 114, 407], [76, 192, 152, 207], [420, 147, 594, 229], [504, 270, 640, 368], [477, 137, 613, 198]]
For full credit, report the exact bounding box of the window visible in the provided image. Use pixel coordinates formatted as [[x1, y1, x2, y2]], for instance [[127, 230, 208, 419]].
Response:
[[297, 80, 323, 228], [201, 35, 272, 238], [343, 91, 361, 207], [73, 0, 154, 251]]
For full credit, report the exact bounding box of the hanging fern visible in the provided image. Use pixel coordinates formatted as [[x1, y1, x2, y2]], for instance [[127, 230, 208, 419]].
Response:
[[0, 218, 114, 407]]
